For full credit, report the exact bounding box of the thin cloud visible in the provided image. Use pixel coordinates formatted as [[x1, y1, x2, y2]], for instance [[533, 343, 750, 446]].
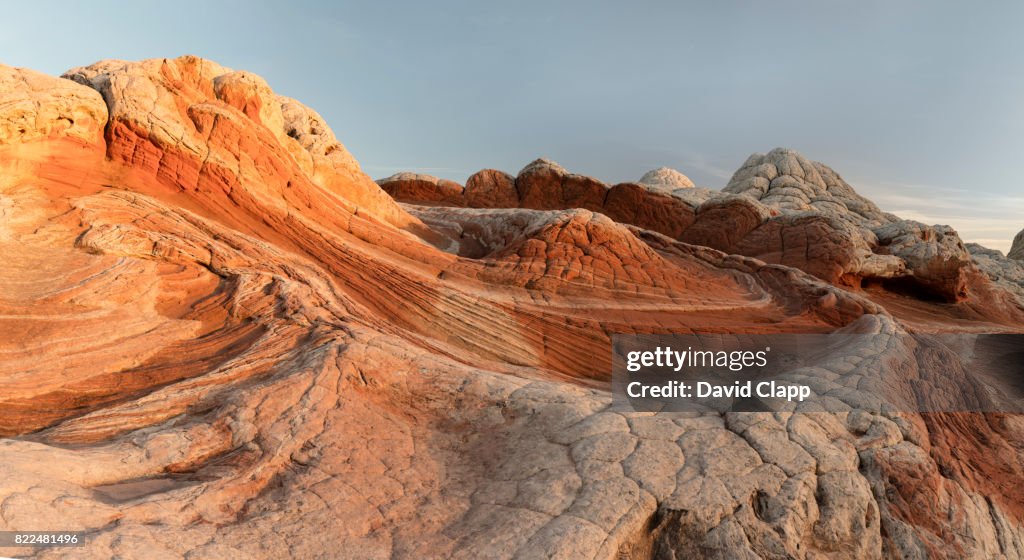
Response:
[[851, 178, 1022, 253], [656, 150, 735, 184]]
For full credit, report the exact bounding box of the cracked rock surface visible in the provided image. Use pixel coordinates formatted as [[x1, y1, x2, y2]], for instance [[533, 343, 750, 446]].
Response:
[[2, 57, 1024, 559], [638, 167, 695, 190]]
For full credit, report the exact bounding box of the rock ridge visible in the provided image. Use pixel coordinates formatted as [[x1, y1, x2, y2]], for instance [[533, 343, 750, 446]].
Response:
[[381, 149, 1010, 307]]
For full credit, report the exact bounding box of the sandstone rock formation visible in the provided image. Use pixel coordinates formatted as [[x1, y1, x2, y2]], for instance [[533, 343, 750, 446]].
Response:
[[0, 65, 108, 144], [723, 148, 891, 224], [379, 160, 710, 240], [873, 220, 973, 300], [1, 57, 1024, 560], [378, 171, 465, 206], [970, 243, 1024, 303], [384, 148, 998, 306], [465, 168, 517, 208], [638, 166, 695, 189], [515, 158, 607, 211], [1011, 228, 1024, 261]]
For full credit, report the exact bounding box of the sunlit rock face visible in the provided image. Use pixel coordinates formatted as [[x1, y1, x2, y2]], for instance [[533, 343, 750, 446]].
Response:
[[1, 57, 1024, 559], [378, 171, 466, 206]]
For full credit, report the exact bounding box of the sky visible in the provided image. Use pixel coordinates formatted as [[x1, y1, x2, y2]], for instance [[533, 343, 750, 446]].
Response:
[[3, 1, 1022, 251]]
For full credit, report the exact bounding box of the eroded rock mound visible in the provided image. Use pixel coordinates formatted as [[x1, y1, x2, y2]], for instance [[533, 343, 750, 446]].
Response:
[[0, 65, 107, 144], [724, 147, 891, 224], [704, 149, 1007, 307], [465, 168, 517, 208], [874, 221, 973, 300], [1010, 228, 1024, 261], [381, 158, 708, 241], [969, 243, 1024, 310], [638, 166, 695, 189], [378, 171, 465, 206], [602, 182, 696, 238], [516, 157, 608, 211], [380, 149, 999, 305], [687, 196, 872, 284], [63, 55, 416, 231]]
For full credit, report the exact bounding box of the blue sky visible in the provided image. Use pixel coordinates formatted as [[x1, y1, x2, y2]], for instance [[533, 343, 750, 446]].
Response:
[[3, 1, 1022, 251]]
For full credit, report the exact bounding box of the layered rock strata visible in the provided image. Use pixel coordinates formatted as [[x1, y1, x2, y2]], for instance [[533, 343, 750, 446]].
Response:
[[0, 57, 1022, 559]]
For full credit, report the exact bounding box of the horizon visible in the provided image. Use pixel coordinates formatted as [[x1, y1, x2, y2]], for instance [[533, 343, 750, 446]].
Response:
[[4, 0, 1021, 252]]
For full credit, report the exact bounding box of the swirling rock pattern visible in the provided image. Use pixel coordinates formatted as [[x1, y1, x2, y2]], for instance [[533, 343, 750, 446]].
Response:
[[1, 57, 1024, 559]]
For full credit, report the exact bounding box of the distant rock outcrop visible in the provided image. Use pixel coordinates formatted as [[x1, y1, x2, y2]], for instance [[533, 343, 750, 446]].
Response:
[[708, 148, 987, 301], [723, 148, 891, 224], [1010, 228, 1024, 261], [515, 157, 607, 210], [969, 243, 1024, 307], [680, 196, 906, 286], [464, 169, 517, 208], [377, 159, 706, 238], [873, 220, 973, 300], [378, 172, 465, 205], [381, 148, 993, 302], [638, 166, 695, 189]]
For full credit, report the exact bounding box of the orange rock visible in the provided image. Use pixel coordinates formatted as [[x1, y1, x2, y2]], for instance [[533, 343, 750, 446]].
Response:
[[1, 57, 1023, 560], [515, 158, 607, 211], [465, 168, 518, 208], [378, 171, 466, 205]]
